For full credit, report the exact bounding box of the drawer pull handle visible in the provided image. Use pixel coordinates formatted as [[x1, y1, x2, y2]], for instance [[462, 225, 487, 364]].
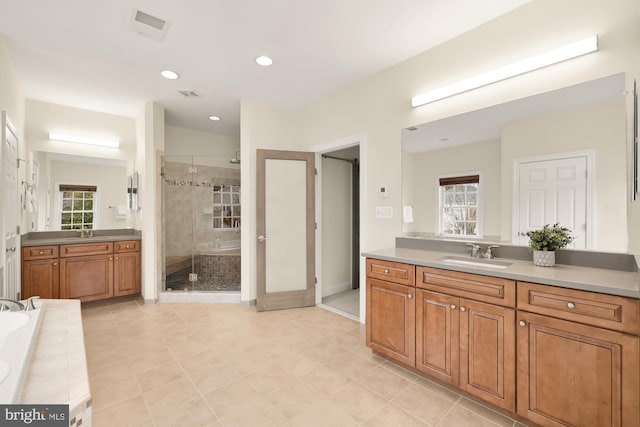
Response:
[[407, 293, 413, 299], [450, 304, 456, 310], [460, 307, 466, 312], [519, 321, 526, 327], [567, 302, 576, 309], [383, 269, 389, 273]]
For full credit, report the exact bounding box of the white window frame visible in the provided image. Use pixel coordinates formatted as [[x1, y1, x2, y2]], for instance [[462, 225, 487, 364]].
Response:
[[435, 171, 484, 238], [54, 181, 100, 230]]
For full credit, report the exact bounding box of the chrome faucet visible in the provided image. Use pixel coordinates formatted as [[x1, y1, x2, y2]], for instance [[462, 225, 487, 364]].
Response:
[[25, 296, 40, 311], [0, 299, 25, 312], [466, 243, 482, 258], [485, 245, 500, 259]]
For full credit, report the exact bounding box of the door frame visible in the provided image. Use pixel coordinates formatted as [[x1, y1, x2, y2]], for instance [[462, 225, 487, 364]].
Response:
[[1, 112, 20, 299], [512, 150, 594, 248], [313, 133, 367, 323]]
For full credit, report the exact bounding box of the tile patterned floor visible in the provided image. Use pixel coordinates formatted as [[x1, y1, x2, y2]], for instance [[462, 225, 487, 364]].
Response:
[[82, 299, 530, 427]]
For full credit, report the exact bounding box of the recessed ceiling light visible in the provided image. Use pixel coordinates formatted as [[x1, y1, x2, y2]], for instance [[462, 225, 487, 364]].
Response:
[[255, 56, 273, 66], [161, 70, 179, 80], [208, 116, 221, 121]]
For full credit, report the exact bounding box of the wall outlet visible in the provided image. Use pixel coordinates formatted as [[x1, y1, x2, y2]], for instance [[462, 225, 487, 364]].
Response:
[[375, 207, 393, 219]]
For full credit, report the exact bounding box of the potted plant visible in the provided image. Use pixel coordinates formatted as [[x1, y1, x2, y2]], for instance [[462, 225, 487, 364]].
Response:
[[526, 223, 574, 267]]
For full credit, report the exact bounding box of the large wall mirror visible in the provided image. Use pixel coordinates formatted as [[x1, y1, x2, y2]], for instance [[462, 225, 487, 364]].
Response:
[[402, 73, 632, 253], [27, 151, 131, 231]]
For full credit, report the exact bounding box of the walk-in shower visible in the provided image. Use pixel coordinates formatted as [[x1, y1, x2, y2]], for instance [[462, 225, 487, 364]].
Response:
[[161, 155, 240, 293]]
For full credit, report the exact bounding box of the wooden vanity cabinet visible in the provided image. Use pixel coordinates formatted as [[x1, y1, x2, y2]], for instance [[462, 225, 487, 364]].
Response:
[[516, 283, 640, 427], [60, 242, 114, 302], [416, 267, 516, 411], [366, 259, 416, 367], [22, 246, 59, 299], [114, 241, 141, 296]]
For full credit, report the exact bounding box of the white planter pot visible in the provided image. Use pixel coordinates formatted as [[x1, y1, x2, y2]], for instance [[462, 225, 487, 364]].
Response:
[[533, 250, 555, 267]]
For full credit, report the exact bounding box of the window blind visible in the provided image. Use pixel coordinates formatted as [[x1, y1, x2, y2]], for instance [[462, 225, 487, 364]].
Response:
[[439, 175, 479, 186], [59, 184, 97, 192]]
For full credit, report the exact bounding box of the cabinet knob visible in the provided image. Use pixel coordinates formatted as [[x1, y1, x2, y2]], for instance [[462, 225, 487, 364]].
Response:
[[519, 320, 526, 327], [39, 251, 44, 255], [460, 307, 466, 312], [407, 293, 413, 299], [109, 257, 113, 261], [383, 269, 389, 273], [450, 304, 457, 310], [115, 256, 119, 260], [567, 302, 576, 309], [125, 245, 130, 249], [53, 262, 58, 266]]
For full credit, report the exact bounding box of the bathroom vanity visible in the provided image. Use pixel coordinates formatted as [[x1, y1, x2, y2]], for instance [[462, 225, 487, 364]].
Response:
[[364, 242, 640, 427], [21, 230, 141, 302]]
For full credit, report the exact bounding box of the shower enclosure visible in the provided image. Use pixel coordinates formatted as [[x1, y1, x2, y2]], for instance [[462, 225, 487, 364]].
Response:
[[162, 155, 241, 293]]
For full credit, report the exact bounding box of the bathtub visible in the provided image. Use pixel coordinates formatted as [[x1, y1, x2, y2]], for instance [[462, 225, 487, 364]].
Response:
[[0, 302, 44, 403]]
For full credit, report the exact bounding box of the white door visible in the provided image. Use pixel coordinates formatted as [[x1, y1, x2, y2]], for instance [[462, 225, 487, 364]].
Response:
[[256, 149, 315, 311], [516, 156, 588, 249], [2, 112, 20, 299]]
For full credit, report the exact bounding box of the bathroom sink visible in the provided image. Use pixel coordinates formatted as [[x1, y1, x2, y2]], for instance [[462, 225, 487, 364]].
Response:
[[438, 256, 512, 269]]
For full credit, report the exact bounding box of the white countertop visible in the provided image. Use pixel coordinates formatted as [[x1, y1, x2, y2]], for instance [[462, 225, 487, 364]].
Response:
[[363, 247, 640, 298], [19, 300, 91, 425]]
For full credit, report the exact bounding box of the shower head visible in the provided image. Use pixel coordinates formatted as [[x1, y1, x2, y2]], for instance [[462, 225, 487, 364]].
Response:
[[230, 149, 240, 164]]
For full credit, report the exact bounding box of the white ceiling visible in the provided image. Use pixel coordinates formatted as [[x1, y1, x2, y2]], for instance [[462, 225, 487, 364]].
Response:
[[402, 73, 627, 153], [0, 0, 531, 140]]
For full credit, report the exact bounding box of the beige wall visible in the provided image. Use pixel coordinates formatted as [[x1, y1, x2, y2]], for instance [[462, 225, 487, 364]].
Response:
[[502, 99, 627, 251], [241, 0, 640, 305], [321, 157, 352, 296], [403, 139, 501, 238], [164, 125, 240, 168], [25, 99, 135, 162]]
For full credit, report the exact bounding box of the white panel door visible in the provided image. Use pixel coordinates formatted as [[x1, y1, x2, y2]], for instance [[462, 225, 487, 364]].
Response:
[[517, 156, 587, 249], [257, 149, 315, 311], [2, 112, 20, 299]]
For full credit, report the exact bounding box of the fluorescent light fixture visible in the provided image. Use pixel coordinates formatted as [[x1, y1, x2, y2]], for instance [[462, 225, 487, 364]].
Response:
[[49, 132, 120, 148], [161, 70, 180, 80], [256, 56, 273, 66], [412, 35, 599, 108]]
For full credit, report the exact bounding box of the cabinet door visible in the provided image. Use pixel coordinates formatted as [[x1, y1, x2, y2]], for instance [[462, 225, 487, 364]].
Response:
[[60, 254, 113, 302], [517, 311, 639, 427], [460, 298, 515, 411], [415, 289, 459, 385], [114, 252, 140, 296], [366, 278, 415, 367], [22, 259, 59, 299]]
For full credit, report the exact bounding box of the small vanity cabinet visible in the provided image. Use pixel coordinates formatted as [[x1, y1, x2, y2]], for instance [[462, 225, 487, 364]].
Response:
[[22, 239, 141, 302], [365, 258, 416, 367], [22, 245, 60, 299], [365, 256, 640, 427], [516, 282, 639, 426]]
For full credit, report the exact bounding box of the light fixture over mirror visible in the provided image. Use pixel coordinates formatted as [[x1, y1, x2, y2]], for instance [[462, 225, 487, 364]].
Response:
[[411, 35, 599, 107]]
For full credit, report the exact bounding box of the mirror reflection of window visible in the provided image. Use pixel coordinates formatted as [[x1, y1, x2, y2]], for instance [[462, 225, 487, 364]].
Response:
[[438, 175, 480, 236], [59, 184, 96, 230]]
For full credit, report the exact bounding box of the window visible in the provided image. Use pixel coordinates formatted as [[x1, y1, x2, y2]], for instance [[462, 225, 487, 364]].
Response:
[[438, 175, 480, 236], [212, 184, 240, 229], [59, 184, 96, 230]]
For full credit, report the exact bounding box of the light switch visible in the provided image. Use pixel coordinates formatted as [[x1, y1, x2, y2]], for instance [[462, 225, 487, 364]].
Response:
[[379, 186, 388, 198], [375, 207, 393, 219]]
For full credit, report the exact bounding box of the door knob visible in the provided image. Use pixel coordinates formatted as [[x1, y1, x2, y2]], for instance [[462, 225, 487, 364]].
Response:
[[257, 235, 268, 242]]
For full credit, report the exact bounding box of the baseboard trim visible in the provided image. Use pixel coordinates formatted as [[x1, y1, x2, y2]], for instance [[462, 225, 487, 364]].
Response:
[[322, 281, 352, 297]]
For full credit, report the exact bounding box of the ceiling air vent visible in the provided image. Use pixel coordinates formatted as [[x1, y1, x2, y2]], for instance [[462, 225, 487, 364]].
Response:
[[129, 9, 170, 41], [178, 90, 200, 98]]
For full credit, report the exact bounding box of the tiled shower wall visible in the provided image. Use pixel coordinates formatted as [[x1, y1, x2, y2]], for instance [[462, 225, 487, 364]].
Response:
[[163, 160, 241, 259]]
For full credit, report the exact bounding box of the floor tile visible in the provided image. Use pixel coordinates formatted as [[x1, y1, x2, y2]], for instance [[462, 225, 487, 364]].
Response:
[[457, 397, 516, 427], [141, 377, 200, 417], [136, 360, 186, 391], [92, 396, 151, 427], [331, 381, 388, 424], [152, 397, 218, 427], [245, 363, 296, 395], [91, 376, 141, 411], [204, 380, 267, 419], [392, 382, 459, 426], [354, 364, 413, 400], [439, 404, 507, 427], [219, 401, 286, 427], [362, 402, 429, 427], [287, 399, 358, 427]]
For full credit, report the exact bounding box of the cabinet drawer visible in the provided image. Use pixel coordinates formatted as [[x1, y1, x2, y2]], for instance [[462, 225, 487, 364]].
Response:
[[366, 258, 415, 286], [60, 242, 114, 257], [114, 240, 140, 253], [23, 245, 59, 260], [517, 281, 640, 335], [417, 267, 515, 308]]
